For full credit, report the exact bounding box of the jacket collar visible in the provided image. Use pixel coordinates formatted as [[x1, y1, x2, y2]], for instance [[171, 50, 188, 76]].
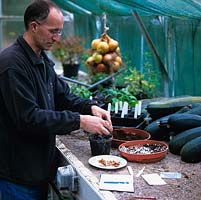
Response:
[[16, 35, 55, 68]]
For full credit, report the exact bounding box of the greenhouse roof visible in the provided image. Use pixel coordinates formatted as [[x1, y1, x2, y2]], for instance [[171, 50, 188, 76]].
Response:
[[53, 0, 201, 19]]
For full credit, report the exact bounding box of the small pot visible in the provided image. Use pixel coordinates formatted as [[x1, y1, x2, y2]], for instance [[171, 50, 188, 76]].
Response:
[[63, 63, 79, 78], [89, 134, 113, 156]]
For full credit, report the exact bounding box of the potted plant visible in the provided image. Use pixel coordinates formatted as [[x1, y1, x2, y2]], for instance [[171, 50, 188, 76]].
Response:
[[51, 35, 86, 78]]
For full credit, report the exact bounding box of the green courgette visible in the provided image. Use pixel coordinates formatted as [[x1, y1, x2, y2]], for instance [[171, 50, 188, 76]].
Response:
[[146, 96, 201, 119], [185, 103, 201, 115], [168, 113, 201, 132], [144, 106, 190, 141], [180, 136, 201, 163], [169, 126, 201, 155], [144, 119, 170, 141]]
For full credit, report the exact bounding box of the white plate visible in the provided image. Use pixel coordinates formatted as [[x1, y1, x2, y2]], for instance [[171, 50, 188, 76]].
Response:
[[88, 155, 127, 170]]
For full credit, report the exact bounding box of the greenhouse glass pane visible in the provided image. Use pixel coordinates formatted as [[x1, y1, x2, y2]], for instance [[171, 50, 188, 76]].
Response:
[[2, 20, 24, 48], [0, 0, 73, 50], [2, 0, 30, 15]]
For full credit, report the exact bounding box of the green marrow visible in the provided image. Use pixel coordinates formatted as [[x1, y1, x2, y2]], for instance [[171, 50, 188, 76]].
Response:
[[169, 127, 201, 155], [146, 96, 201, 119], [185, 103, 201, 115], [168, 113, 201, 132], [145, 106, 191, 141], [144, 119, 170, 141], [181, 136, 201, 163]]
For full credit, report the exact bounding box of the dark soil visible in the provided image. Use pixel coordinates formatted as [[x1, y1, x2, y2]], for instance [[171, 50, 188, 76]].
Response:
[[113, 129, 147, 140]]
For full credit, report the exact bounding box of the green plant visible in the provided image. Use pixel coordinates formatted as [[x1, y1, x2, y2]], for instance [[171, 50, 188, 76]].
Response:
[[90, 73, 108, 84], [113, 52, 161, 99], [51, 36, 86, 65], [124, 68, 151, 99], [95, 87, 138, 111], [70, 84, 92, 99], [142, 52, 161, 97], [124, 54, 161, 99]]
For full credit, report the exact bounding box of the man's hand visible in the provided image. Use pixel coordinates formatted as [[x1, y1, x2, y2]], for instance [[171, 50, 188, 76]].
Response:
[[91, 105, 112, 124], [80, 105, 113, 135]]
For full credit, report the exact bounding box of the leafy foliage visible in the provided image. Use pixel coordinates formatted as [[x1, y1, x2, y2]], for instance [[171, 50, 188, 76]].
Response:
[[124, 68, 156, 99], [93, 87, 138, 111], [117, 52, 161, 99], [51, 36, 86, 65], [70, 84, 92, 99], [89, 73, 108, 84]]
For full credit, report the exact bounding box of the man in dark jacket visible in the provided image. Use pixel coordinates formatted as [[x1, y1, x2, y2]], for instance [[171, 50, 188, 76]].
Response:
[[0, 0, 112, 199]]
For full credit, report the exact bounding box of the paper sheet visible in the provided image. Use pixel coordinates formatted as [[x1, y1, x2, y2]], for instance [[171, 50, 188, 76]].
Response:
[[99, 174, 134, 192], [142, 173, 167, 185]]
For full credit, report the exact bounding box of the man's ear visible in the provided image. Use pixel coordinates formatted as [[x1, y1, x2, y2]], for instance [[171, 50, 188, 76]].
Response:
[[29, 21, 38, 32]]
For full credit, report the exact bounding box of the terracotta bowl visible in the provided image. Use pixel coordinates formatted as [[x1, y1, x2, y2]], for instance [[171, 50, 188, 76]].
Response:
[[111, 127, 151, 148], [118, 140, 168, 163]]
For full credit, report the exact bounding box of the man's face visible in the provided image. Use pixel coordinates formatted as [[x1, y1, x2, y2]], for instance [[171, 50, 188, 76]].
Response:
[[33, 7, 64, 51]]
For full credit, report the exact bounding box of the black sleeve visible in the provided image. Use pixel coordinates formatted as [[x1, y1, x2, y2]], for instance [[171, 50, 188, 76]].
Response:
[[0, 69, 89, 136], [54, 76, 98, 115]]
